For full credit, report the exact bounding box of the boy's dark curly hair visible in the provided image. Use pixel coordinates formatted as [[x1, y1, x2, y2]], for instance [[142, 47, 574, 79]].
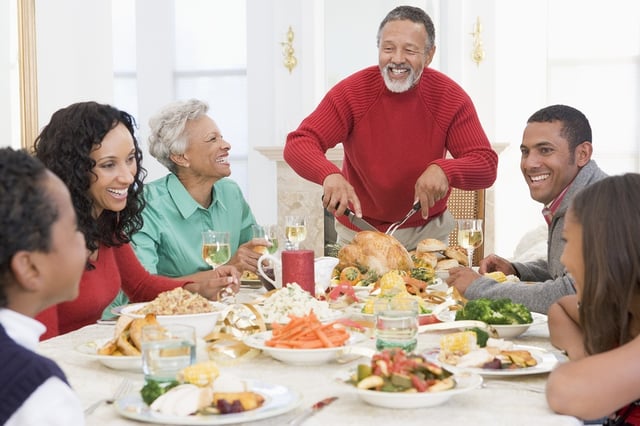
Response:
[[32, 101, 147, 254], [0, 148, 58, 307]]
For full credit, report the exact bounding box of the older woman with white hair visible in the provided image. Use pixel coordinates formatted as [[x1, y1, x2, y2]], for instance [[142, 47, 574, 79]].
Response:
[[131, 99, 265, 277]]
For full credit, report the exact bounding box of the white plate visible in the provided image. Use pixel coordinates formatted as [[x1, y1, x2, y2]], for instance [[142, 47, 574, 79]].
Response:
[[121, 302, 224, 338], [351, 372, 482, 409], [243, 330, 368, 365], [436, 311, 548, 339], [75, 338, 141, 371], [114, 380, 302, 425], [424, 344, 558, 377]]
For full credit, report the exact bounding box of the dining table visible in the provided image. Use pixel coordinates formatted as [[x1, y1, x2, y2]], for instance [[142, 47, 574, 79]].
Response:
[[37, 287, 584, 426]]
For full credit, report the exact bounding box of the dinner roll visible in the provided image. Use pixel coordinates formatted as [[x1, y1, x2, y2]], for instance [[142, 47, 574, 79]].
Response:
[[444, 247, 469, 267], [436, 258, 460, 270], [413, 251, 438, 268], [417, 238, 447, 253]]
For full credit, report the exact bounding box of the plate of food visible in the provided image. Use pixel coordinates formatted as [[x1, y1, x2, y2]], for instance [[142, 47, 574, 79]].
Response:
[[114, 379, 302, 425], [244, 312, 368, 365], [75, 338, 141, 371], [240, 271, 263, 289], [341, 348, 482, 408], [437, 298, 547, 339], [426, 332, 558, 377]]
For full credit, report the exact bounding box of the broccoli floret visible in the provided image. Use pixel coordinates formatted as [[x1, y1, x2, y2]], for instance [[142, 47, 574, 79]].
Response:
[[468, 327, 489, 347], [455, 299, 495, 323], [410, 267, 435, 283], [457, 298, 532, 325], [140, 379, 178, 405]]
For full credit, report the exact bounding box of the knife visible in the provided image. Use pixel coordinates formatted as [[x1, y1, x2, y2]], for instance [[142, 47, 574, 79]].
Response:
[[287, 396, 338, 425], [343, 208, 378, 232]]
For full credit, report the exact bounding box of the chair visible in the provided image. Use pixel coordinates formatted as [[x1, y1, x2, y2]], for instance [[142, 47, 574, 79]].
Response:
[[446, 188, 486, 266]]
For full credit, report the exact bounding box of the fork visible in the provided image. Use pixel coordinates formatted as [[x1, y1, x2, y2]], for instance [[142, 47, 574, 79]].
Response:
[[84, 378, 133, 415], [386, 201, 421, 236]]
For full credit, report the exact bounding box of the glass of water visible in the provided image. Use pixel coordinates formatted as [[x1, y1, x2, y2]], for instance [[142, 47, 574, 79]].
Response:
[[141, 324, 196, 383], [374, 296, 419, 352]]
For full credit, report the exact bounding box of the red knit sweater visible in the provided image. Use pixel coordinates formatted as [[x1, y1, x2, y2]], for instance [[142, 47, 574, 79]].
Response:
[[36, 243, 190, 339], [284, 66, 498, 232]]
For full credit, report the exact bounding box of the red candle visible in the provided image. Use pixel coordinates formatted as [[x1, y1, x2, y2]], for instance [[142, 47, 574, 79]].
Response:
[[281, 250, 315, 296]]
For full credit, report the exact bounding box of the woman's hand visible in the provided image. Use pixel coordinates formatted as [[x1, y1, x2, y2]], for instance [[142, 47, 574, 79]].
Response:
[[183, 265, 241, 300], [478, 253, 517, 275], [228, 241, 269, 274]]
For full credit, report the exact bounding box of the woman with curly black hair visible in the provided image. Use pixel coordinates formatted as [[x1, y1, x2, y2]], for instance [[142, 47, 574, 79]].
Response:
[[33, 102, 239, 339]]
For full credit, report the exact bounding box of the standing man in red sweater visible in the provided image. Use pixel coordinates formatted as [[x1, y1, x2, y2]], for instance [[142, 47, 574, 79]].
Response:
[[284, 5, 498, 250]]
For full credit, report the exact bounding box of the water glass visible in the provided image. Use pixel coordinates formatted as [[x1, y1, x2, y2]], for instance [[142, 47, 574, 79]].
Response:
[[252, 224, 279, 254], [141, 324, 196, 382], [374, 296, 419, 352]]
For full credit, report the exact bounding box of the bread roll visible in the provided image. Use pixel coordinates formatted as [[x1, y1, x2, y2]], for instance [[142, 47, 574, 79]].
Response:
[[417, 238, 447, 253], [413, 251, 438, 268], [436, 258, 459, 270], [444, 247, 468, 267]]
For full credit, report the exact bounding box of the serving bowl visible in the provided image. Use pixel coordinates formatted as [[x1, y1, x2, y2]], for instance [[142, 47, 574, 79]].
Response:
[[436, 311, 548, 339], [120, 301, 224, 338]]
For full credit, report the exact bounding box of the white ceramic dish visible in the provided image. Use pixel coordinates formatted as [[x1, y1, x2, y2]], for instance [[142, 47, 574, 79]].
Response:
[[436, 311, 547, 339], [120, 302, 224, 338], [351, 372, 482, 409], [244, 330, 368, 365], [114, 380, 302, 425], [75, 338, 141, 371], [424, 344, 558, 377]]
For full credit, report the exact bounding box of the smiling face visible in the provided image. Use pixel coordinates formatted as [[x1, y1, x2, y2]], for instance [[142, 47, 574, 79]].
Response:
[[88, 123, 137, 217], [178, 115, 231, 180], [520, 121, 590, 205], [378, 19, 435, 93], [560, 208, 584, 298]]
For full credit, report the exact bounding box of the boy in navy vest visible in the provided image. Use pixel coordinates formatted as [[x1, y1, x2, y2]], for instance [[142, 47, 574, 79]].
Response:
[[0, 148, 87, 425]]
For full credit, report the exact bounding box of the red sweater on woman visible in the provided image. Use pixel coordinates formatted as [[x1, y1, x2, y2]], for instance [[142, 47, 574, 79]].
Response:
[[36, 243, 190, 339], [284, 66, 498, 232]]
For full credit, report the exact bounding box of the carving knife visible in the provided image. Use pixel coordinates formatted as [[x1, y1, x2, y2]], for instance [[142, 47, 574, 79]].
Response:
[[343, 208, 378, 232], [288, 396, 338, 425]]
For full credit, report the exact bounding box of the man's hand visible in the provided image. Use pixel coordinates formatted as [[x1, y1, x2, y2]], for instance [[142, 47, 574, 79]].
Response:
[[478, 254, 517, 275], [446, 266, 481, 295], [415, 164, 449, 218], [322, 173, 361, 217]]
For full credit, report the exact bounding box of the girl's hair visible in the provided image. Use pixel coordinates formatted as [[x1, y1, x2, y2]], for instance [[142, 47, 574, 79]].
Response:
[[570, 173, 640, 354], [32, 101, 147, 254]]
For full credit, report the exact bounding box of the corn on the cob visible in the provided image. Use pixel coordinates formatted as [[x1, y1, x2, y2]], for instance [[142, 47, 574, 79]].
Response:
[[484, 271, 507, 283], [439, 331, 478, 355], [178, 361, 220, 386]]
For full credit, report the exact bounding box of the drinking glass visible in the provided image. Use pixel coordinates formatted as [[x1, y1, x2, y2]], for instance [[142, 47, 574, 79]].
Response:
[[252, 224, 279, 254], [374, 296, 419, 352], [457, 219, 484, 268], [284, 215, 307, 250], [141, 324, 196, 383], [201, 230, 231, 269]]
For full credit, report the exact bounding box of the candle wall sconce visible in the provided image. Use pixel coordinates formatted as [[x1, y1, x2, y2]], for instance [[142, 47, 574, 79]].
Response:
[[281, 26, 297, 74], [470, 16, 485, 67]]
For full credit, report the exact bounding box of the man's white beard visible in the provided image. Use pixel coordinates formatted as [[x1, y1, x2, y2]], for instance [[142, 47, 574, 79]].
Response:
[[382, 64, 417, 93]]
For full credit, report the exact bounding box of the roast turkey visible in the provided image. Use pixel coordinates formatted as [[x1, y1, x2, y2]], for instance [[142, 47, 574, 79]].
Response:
[[337, 231, 414, 275]]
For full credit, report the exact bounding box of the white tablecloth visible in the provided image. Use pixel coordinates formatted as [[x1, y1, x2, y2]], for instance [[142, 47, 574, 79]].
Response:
[[38, 296, 583, 426]]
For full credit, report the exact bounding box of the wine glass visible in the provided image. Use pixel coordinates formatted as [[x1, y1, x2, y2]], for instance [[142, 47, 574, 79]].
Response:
[[201, 230, 231, 269], [457, 219, 483, 268], [284, 215, 307, 250], [252, 224, 279, 254]]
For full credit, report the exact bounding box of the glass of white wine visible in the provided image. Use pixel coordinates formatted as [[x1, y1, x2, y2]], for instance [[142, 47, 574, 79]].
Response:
[[252, 224, 279, 254], [284, 215, 307, 250], [457, 219, 483, 268], [201, 230, 231, 269]]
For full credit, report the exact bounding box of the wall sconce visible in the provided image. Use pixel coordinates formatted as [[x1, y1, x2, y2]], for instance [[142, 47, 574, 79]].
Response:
[[470, 16, 485, 67], [281, 26, 297, 74]]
